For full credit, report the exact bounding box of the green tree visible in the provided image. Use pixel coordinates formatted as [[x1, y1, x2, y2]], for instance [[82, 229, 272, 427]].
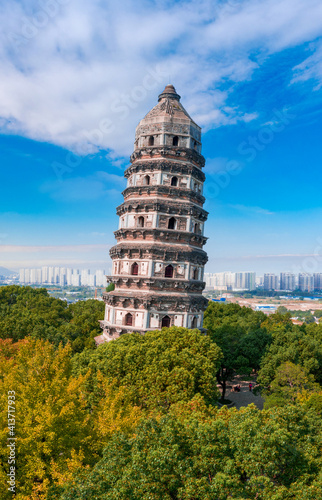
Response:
[[59, 299, 105, 352], [277, 305, 288, 315], [263, 362, 319, 408], [0, 286, 104, 353], [0, 286, 71, 343], [106, 282, 115, 292], [258, 321, 322, 393], [72, 327, 223, 411], [304, 312, 315, 324], [56, 402, 322, 500], [203, 302, 270, 400]]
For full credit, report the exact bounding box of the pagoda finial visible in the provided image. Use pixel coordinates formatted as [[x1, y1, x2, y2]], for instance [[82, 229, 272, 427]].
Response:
[[158, 84, 181, 102]]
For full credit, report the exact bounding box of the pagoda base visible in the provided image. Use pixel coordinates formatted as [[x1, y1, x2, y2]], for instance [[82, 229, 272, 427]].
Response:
[[95, 320, 147, 345], [95, 318, 207, 346]]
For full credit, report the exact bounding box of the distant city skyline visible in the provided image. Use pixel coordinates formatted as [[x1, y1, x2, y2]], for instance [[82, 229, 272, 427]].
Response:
[[205, 272, 322, 292], [19, 266, 107, 287], [4, 259, 322, 276], [4, 266, 322, 294]]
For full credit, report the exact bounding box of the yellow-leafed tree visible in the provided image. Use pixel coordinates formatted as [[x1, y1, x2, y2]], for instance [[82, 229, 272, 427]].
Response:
[[0, 338, 95, 500], [94, 372, 141, 442]]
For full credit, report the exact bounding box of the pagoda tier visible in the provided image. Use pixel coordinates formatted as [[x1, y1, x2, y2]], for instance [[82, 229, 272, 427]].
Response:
[[116, 199, 208, 220], [109, 243, 208, 264], [124, 159, 205, 179], [130, 145, 205, 168], [96, 84, 209, 344], [99, 292, 208, 338]]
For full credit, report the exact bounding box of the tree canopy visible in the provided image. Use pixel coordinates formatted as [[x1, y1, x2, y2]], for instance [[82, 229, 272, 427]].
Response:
[[0, 285, 104, 352], [204, 302, 271, 399], [56, 401, 322, 500], [72, 327, 223, 411], [0, 338, 141, 500], [2, 288, 322, 499]]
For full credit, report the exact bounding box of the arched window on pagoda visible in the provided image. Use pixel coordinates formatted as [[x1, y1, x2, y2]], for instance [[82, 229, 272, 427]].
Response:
[[161, 315, 171, 328], [131, 262, 139, 275], [138, 216, 145, 228], [168, 217, 176, 230], [143, 175, 150, 186], [148, 136, 154, 146], [191, 316, 198, 328], [172, 136, 179, 146], [193, 268, 198, 280], [125, 313, 133, 326], [194, 223, 200, 234], [165, 265, 174, 278], [171, 176, 178, 186]]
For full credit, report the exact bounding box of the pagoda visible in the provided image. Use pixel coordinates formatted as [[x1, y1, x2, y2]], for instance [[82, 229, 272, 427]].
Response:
[[96, 84, 208, 344]]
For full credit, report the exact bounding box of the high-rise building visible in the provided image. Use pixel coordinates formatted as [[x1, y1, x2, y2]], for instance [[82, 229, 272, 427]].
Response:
[[95, 270, 106, 287], [48, 267, 54, 284], [87, 274, 96, 287], [66, 268, 73, 286], [19, 269, 25, 283], [211, 272, 236, 290], [41, 266, 49, 283], [314, 273, 322, 291], [98, 84, 208, 343], [264, 273, 279, 291], [24, 269, 30, 283], [29, 268, 36, 284], [256, 276, 264, 287], [54, 267, 60, 284], [59, 268, 67, 286], [29, 268, 42, 284], [80, 269, 90, 286], [280, 272, 296, 291], [18, 267, 106, 286], [298, 273, 314, 292], [71, 270, 80, 286], [235, 272, 256, 290], [204, 273, 215, 289]]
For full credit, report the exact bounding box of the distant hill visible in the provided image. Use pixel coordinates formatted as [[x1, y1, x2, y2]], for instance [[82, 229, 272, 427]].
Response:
[[0, 266, 15, 276]]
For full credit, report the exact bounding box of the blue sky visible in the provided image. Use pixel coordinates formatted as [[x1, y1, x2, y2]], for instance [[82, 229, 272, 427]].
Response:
[[1, 0, 322, 273]]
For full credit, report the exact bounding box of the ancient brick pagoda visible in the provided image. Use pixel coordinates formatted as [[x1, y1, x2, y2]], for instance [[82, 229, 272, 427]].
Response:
[[96, 84, 208, 344]]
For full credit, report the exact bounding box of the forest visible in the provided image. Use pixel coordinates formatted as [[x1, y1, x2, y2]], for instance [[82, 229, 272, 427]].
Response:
[[1, 286, 322, 499]]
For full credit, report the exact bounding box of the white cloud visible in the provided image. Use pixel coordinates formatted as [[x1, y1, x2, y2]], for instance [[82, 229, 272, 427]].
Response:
[[0, 0, 321, 157], [227, 204, 275, 215], [292, 40, 322, 90]]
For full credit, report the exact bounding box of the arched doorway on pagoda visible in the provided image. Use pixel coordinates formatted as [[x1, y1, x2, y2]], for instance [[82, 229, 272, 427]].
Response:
[[125, 313, 133, 326], [161, 315, 171, 328], [165, 265, 174, 278], [131, 262, 139, 275], [138, 216, 145, 228], [191, 316, 198, 328], [171, 176, 178, 186], [168, 217, 176, 230]]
